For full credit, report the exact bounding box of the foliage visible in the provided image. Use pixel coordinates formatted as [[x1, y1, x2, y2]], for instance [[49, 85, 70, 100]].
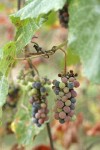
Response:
[[68, 0, 100, 83]]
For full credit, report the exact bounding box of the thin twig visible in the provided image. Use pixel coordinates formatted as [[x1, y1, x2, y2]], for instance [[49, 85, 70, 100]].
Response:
[[46, 123, 55, 150], [15, 41, 67, 60]]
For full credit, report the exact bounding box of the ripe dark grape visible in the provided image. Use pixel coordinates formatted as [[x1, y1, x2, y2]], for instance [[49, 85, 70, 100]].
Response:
[[58, 4, 69, 28], [52, 70, 80, 124]]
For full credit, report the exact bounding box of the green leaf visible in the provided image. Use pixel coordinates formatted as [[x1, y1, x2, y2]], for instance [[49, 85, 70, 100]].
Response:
[[0, 42, 16, 75], [11, 0, 67, 20], [0, 42, 16, 109], [68, 0, 100, 83], [67, 48, 80, 66], [0, 76, 8, 107], [10, 17, 46, 54], [45, 11, 57, 27], [15, 111, 45, 145]]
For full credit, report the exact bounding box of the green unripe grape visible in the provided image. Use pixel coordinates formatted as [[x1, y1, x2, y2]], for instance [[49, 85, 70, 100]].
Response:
[[27, 82, 32, 88], [34, 75, 40, 81], [71, 115, 76, 121], [25, 85, 31, 91], [62, 96, 68, 102], [56, 95, 61, 100], [40, 78, 46, 84], [29, 89, 38, 96], [59, 82, 65, 89], [41, 103, 47, 108], [25, 75, 30, 81], [59, 91, 64, 97], [65, 100, 71, 106], [20, 79, 26, 85], [63, 87, 69, 93], [41, 92, 46, 96], [57, 108, 62, 112]]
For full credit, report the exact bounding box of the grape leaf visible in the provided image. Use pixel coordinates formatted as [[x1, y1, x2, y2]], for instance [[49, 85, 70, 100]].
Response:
[[67, 48, 80, 66], [0, 42, 16, 108], [10, 17, 46, 54], [11, 0, 67, 20], [0, 75, 8, 107], [0, 42, 16, 75], [68, 0, 100, 83], [10, 0, 67, 53]]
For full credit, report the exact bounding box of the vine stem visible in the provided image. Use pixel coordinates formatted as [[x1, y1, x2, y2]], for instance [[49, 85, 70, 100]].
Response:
[[59, 48, 67, 74], [46, 123, 55, 150], [15, 41, 67, 60]]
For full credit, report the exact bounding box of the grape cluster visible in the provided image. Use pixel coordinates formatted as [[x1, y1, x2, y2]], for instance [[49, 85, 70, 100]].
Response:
[[52, 70, 80, 124], [58, 4, 69, 28], [28, 75, 51, 127]]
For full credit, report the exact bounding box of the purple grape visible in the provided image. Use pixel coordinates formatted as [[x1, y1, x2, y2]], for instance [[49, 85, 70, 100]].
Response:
[[71, 90, 77, 97], [56, 100, 64, 108], [59, 112, 66, 119], [69, 77, 75, 82], [54, 89, 59, 95], [59, 119, 65, 124], [68, 110, 74, 117], [54, 113, 59, 120], [35, 113, 41, 119], [70, 98, 76, 103], [32, 118, 38, 124], [64, 116, 71, 121], [35, 82, 41, 89], [41, 113, 46, 118], [74, 80, 80, 88], [40, 87, 46, 93], [70, 103, 75, 110], [37, 124, 41, 127], [67, 82, 74, 89], [54, 81, 60, 87], [61, 77, 68, 83], [63, 106, 70, 113], [38, 119, 44, 124], [66, 92, 71, 99]]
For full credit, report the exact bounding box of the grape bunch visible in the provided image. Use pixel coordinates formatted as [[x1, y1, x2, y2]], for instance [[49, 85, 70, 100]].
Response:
[[52, 70, 80, 124], [58, 4, 69, 28], [28, 75, 51, 127]]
